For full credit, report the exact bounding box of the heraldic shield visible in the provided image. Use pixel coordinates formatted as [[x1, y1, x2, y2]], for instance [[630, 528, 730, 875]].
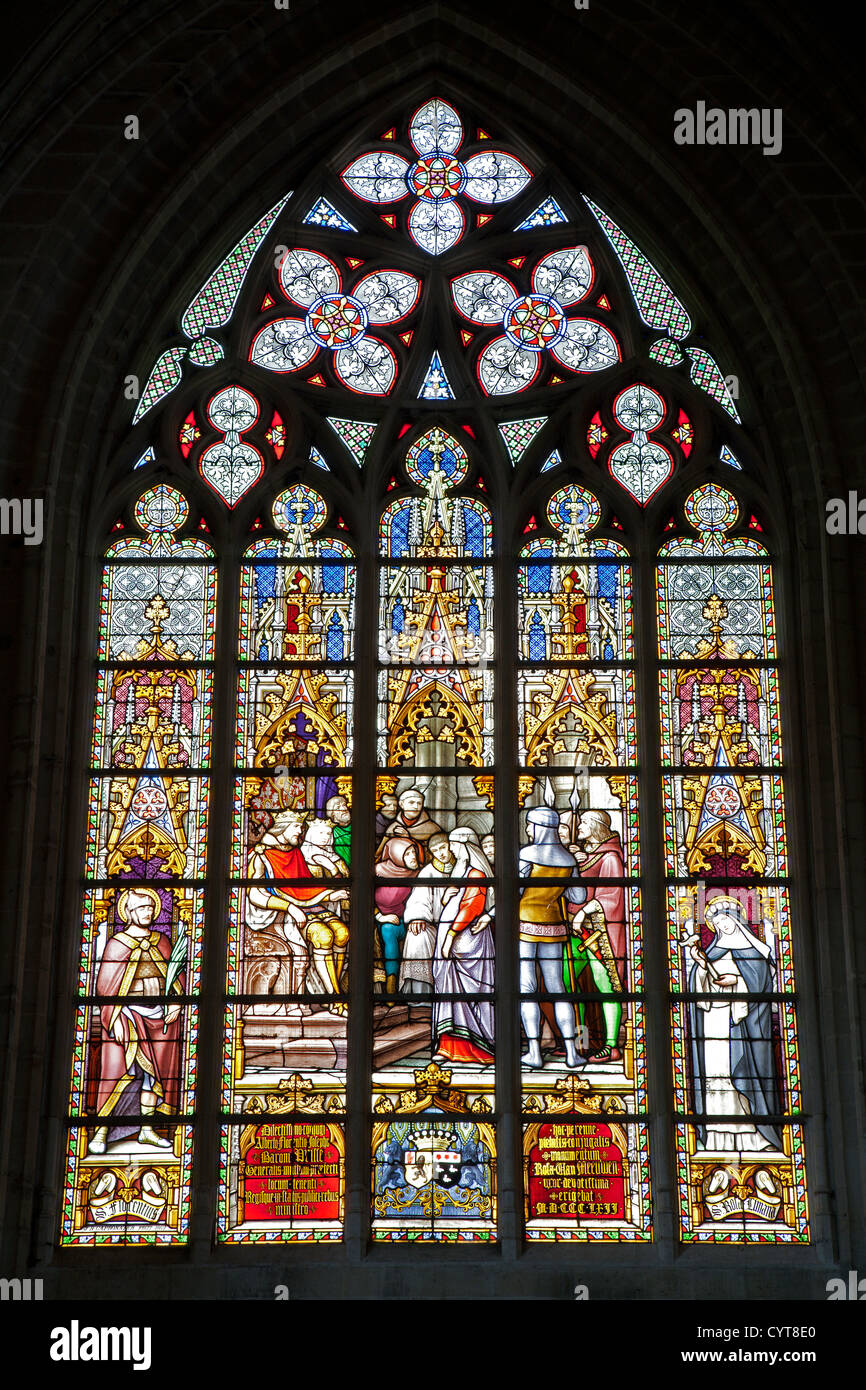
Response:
[[404, 1130, 462, 1189]]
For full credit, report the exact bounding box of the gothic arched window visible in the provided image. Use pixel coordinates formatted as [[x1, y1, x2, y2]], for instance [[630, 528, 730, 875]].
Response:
[[61, 96, 808, 1248]]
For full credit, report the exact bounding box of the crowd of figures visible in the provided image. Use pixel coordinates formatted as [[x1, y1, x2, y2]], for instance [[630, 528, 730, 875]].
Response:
[[374, 788, 497, 1066], [373, 787, 633, 1073], [241, 779, 636, 1073]]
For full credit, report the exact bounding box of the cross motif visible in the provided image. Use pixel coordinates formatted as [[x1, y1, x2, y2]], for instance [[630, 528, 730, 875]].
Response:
[[145, 594, 170, 635], [702, 594, 728, 639]]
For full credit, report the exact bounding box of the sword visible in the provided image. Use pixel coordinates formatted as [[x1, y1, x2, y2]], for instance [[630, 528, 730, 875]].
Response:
[[573, 901, 622, 992]]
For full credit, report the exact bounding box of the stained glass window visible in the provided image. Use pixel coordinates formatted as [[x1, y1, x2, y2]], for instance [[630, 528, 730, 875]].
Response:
[[66, 94, 808, 1253]]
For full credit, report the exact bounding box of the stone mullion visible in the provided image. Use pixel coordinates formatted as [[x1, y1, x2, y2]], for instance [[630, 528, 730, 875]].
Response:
[[641, 532, 679, 1251], [189, 544, 237, 1256], [346, 478, 377, 1256], [497, 487, 521, 1257]]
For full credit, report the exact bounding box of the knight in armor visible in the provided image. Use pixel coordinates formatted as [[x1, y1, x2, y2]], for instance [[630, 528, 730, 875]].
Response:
[[519, 806, 587, 1069]]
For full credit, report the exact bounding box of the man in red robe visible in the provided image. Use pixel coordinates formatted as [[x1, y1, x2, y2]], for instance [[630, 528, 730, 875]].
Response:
[[247, 810, 348, 1002], [88, 886, 184, 1155], [573, 810, 627, 988]]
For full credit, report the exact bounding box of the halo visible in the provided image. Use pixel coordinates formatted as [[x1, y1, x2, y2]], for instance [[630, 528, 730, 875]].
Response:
[[704, 894, 746, 921], [116, 885, 162, 924]]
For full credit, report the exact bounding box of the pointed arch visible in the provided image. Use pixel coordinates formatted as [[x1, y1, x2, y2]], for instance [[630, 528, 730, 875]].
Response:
[[51, 72, 817, 1263]]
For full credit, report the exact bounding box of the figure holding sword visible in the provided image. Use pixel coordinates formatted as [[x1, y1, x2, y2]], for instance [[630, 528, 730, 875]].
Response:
[[564, 899, 623, 1062]]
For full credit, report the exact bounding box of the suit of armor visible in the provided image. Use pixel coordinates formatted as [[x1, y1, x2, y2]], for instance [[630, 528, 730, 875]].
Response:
[[519, 807, 587, 1069]]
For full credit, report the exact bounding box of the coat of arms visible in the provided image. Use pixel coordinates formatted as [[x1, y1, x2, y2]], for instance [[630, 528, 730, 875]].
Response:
[[403, 1129, 462, 1189]]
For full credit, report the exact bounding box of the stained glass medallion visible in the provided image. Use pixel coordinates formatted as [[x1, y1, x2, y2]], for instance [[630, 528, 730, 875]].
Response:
[[250, 255, 419, 395], [451, 254, 619, 396], [341, 98, 531, 257]]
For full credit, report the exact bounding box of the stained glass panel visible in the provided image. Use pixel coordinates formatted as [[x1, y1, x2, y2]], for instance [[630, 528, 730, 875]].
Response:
[[524, 1121, 651, 1241], [371, 429, 498, 1240], [326, 416, 377, 466], [686, 346, 741, 422], [181, 194, 291, 340], [62, 488, 215, 1245], [372, 1111, 496, 1243], [608, 383, 673, 506], [517, 484, 650, 1240], [75, 94, 814, 1261], [302, 196, 358, 232], [419, 349, 455, 400], [515, 195, 568, 229], [582, 195, 692, 339], [658, 486, 807, 1242], [220, 485, 354, 1242], [218, 1120, 345, 1243], [132, 347, 188, 424]]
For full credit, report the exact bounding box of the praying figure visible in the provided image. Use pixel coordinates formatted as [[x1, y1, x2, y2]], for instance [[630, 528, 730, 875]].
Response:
[[432, 828, 495, 1065], [686, 896, 782, 1153]]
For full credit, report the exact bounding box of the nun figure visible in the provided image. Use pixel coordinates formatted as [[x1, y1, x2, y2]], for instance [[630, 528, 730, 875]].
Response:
[[432, 828, 495, 1065], [686, 896, 782, 1153]]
